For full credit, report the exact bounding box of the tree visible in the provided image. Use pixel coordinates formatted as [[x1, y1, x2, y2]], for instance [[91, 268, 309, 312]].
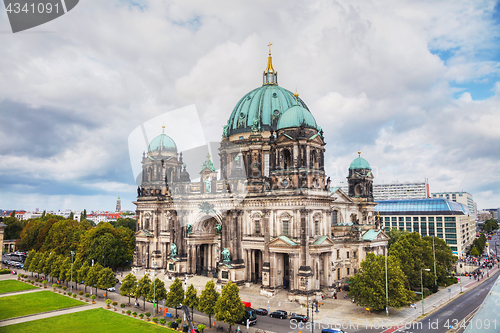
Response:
[[10, 210, 15, 217], [59, 257, 71, 286], [386, 228, 408, 249], [23, 250, 36, 276], [51, 255, 64, 284], [72, 257, 82, 291], [483, 219, 499, 233], [389, 232, 435, 290], [422, 236, 456, 283], [69, 212, 74, 220], [3, 216, 26, 240], [44, 252, 57, 281], [120, 273, 137, 304], [77, 262, 90, 293], [37, 252, 49, 278], [97, 267, 116, 299], [148, 277, 167, 314], [184, 284, 199, 320], [215, 281, 245, 332], [135, 274, 152, 310], [166, 277, 184, 317], [29, 251, 42, 277], [86, 263, 103, 296], [41, 211, 46, 218], [348, 253, 414, 311], [470, 247, 480, 256], [197, 280, 219, 328]]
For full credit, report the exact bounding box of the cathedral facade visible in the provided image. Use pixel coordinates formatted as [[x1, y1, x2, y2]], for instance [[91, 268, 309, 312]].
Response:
[[133, 49, 388, 299]]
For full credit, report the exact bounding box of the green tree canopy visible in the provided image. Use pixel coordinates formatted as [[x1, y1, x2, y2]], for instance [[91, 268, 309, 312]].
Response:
[[214, 281, 245, 331], [59, 257, 71, 286], [197, 280, 219, 328], [44, 252, 57, 278], [77, 262, 90, 293], [120, 272, 138, 304], [37, 252, 49, 277], [148, 277, 167, 314], [23, 250, 36, 275], [386, 228, 408, 249], [3, 216, 27, 240], [348, 253, 414, 311], [86, 263, 103, 296], [422, 236, 456, 283], [184, 284, 199, 319], [166, 277, 185, 316], [389, 232, 435, 289], [97, 267, 116, 299], [135, 274, 152, 310], [51, 255, 63, 284], [29, 251, 42, 276]]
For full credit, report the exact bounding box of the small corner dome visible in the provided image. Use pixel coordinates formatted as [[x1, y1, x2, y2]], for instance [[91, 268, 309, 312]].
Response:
[[277, 104, 318, 131], [148, 133, 177, 153], [349, 157, 371, 170]]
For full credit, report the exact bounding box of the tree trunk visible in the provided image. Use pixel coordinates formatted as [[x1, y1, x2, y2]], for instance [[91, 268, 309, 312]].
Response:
[[143, 297, 146, 310], [209, 315, 211, 328]]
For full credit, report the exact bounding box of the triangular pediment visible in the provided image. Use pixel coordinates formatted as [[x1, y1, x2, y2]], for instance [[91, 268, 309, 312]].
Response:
[[362, 229, 390, 242], [135, 229, 154, 238], [268, 236, 299, 247], [331, 188, 353, 203], [311, 235, 335, 246]]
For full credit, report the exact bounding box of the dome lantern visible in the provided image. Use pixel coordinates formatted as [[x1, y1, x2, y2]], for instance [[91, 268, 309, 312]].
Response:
[[263, 42, 277, 85]]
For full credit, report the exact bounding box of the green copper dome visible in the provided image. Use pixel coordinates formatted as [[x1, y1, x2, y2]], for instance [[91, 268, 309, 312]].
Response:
[[277, 104, 319, 131], [148, 133, 177, 153], [349, 157, 371, 170], [224, 85, 309, 136]]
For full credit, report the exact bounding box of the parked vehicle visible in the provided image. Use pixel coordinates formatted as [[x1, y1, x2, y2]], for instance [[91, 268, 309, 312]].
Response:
[[238, 308, 257, 325], [290, 314, 308, 322], [269, 310, 287, 319], [107, 287, 115, 292], [255, 308, 268, 315]]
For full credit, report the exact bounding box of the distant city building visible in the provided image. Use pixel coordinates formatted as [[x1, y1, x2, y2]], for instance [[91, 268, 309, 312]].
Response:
[[376, 198, 475, 256], [336, 181, 430, 201], [484, 208, 499, 220], [116, 196, 121, 212], [86, 212, 122, 224], [477, 210, 492, 222], [431, 191, 475, 219]]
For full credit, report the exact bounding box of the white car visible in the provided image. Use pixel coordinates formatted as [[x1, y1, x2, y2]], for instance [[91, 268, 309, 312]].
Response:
[[107, 287, 115, 292]]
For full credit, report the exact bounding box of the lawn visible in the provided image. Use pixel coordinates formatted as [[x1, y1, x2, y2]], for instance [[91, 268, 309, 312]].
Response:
[[0, 290, 84, 320], [0, 280, 39, 294], [1, 308, 177, 332]]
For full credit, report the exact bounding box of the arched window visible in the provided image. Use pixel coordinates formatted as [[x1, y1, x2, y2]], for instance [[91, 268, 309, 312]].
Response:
[[332, 211, 338, 225], [315, 220, 319, 235], [255, 220, 261, 234], [282, 220, 289, 236], [310, 150, 316, 169], [283, 149, 292, 170]]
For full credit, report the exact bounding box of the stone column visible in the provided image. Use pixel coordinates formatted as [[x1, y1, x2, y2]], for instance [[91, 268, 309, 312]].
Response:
[[262, 209, 271, 285], [246, 249, 251, 281], [251, 249, 255, 281]]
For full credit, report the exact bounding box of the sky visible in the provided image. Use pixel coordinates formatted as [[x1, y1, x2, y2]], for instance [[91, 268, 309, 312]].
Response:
[[1, 0, 500, 212]]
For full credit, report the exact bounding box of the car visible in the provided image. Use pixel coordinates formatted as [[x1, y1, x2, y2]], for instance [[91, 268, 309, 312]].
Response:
[[290, 314, 308, 322], [255, 308, 268, 315], [107, 287, 115, 292], [321, 329, 345, 333], [269, 310, 287, 319]]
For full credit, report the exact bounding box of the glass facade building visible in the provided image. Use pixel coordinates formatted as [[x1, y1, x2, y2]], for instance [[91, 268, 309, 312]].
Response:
[[376, 198, 475, 256]]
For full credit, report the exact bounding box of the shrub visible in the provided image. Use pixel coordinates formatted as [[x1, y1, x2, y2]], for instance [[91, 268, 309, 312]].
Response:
[[112, 301, 118, 307], [72, 294, 77, 298], [85, 293, 90, 298], [52, 284, 58, 288], [126, 310, 131, 315], [166, 321, 173, 327], [153, 317, 158, 323], [0, 269, 11, 274], [121, 303, 126, 308], [63, 286, 67, 291], [198, 324, 206, 333], [145, 312, 151, 318], [67, 292, 72, 297], [159, 318, 166, 325], [91, 295, 96, 302], [79, 291, 84, 296], [139, 313, 144, 319], [132, 312, 137, 317], [176, 318, 182, 325]]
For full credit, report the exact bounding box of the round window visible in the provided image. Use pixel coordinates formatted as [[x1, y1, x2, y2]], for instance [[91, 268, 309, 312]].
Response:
[[272, 93, 278, 98], [273, 109, 280, 116], [282, 179, 289, 187], [239, 112, 245, 118]]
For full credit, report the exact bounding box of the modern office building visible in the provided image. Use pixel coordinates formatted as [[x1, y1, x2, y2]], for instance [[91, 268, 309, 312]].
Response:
[[376, 198, 475, 256], [337, 181, 429, 201], [431, 192, 475, 219]]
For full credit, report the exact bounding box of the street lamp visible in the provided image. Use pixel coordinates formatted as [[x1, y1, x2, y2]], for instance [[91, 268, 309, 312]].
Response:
[[153, 262, 157, 314], [306, 279, 309, 318], [421, 268, 431, 315], [70, 251, 75, 294]]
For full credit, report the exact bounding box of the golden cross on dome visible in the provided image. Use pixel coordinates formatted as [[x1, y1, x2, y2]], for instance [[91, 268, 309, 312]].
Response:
[[268, 42, 272, 55], [206, 153, 211, 160]]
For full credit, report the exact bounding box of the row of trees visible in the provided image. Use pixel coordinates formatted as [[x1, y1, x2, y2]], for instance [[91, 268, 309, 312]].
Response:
[[482, 219, 499, 233], [24, 249, 117, 298], [349, 231, 456, 311], [469, 234, 487, 256], [16, 214, 134, 269], [118, 276, 244, 331]]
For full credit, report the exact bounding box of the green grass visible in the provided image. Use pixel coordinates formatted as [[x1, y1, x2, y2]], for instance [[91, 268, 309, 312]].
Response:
[[0, 280, 39, 294], [1, 308, 178, 332], [0, 290, 84, 320]]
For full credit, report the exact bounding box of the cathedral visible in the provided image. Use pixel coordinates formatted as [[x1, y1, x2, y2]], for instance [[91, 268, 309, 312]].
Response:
[[133, 47, 388, 300]]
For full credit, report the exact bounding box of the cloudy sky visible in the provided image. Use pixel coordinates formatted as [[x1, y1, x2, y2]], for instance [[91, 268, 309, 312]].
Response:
[[1, 0, 499, 212]]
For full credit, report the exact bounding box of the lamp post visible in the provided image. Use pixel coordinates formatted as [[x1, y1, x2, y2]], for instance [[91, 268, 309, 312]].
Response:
[[432, 237, 437, 287], [385, 246, 389, 316], [306, 279, 309, 318], [70, 251, 75, 294], [421, 268, 431, 315], [153, 262, 157, 314], [311, 301, 315, 333]]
